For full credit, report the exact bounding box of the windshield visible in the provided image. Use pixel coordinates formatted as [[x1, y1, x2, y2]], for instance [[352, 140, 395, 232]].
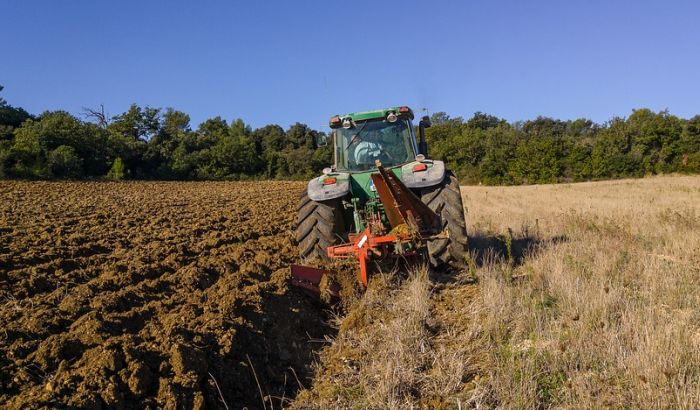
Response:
[[334, 119, 415, 171]]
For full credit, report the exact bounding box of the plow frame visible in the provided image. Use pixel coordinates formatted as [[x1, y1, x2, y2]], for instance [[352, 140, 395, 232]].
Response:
[[327, 228, 418, 286]]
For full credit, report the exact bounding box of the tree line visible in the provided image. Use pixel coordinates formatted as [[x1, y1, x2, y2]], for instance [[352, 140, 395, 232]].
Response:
[[0, 86, 331, 181], [426, 110, 700, 184], [1, 86, 699, 184]]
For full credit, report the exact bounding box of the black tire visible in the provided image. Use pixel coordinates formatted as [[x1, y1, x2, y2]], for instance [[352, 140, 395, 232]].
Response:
[[295, 191, 346, 261], [421, 172, 469, 270]]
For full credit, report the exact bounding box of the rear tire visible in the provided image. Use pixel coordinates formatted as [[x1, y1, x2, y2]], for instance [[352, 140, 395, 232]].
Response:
[[295, 191, 346, 261], [421, 172, 469, 270]]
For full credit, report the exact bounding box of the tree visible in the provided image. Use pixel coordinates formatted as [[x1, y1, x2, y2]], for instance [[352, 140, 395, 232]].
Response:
[[79, 123, 111, 176], [679, 115, 700, 173], [109, 104, 161, 141], [479, 124, 519, 185], [162, 108, 191, 136], [508, 117, 567, 184], [425, 115, 464, 166], [145, 108, 192, 178], [190, 118, 261, 179], [170, 138, 199, 178], [0, 140, 10, 178], [0, 85, 32, 141], [430, 112, 463, 126], [253, 124, 286, 177], [286, 123, 315, 150], [82, 104, 110, 129], [561, 119, 597, 181], [48, 145, 83, 178], [466, 112, 504, 130], [626, 109, 683, 173], [591, 118, 638, 178]]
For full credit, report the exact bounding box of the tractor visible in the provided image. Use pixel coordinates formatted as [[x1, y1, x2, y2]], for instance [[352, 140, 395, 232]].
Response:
[[291, 106, 468, 296]]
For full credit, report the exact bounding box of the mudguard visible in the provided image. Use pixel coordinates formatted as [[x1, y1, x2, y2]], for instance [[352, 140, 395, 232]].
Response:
[[400, 160, 446, 188], [307, 173, 350, 201]]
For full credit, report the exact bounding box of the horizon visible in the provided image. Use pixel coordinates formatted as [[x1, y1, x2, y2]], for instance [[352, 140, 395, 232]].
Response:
[[2, 1, 699, 129]]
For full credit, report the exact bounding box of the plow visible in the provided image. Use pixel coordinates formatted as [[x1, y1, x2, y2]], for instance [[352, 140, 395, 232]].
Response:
[[291, 106, 469, 299]]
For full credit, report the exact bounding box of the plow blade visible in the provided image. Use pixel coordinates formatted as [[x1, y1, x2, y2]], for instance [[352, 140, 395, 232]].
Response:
[[290, 264, 341, 299]]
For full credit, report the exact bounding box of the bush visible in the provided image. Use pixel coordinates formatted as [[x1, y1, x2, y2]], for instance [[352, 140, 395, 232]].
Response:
[[47, 145, 83, 178], [681, 152, 700, 173], [107, 157, 125, 180], [0, 143, 8, 178]]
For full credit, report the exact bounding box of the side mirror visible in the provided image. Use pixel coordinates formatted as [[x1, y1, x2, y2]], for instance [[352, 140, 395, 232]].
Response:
[[419, 115, 431, 128], [315, 133, 329, 148]]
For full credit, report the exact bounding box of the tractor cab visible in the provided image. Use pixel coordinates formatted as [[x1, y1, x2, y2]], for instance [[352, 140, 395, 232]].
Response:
[[308, 106, 444, 205], [331, 107, 418, 172], [327, 106, 429, 172]]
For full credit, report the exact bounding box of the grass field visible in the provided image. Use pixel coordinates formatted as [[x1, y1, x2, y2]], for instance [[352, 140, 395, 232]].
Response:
[[467, 175, 700, 409]]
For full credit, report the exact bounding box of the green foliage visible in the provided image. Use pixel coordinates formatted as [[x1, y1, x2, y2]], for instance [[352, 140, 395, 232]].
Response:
[[206, 130, 258, 178], [1, 90, 31, 168], [679, 116, 700, 173], [426, 109, 700, 185], [47, 145, 83, 178], [0, 99, 31, 140], [0, 140, 10, 178], [107, 157, 125, 180], [0, 90, 699, 183], [509, 118, 564, 184]]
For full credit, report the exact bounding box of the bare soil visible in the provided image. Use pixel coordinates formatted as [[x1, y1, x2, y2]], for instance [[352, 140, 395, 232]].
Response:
[[0, 181, 331, 409]]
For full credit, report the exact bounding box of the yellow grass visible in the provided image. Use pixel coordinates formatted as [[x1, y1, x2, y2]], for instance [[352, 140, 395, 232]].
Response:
[[465, 175, 700, 408]]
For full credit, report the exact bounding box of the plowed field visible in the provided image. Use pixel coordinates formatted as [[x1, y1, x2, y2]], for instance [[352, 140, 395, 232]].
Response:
[[0, 181, 330, 409]]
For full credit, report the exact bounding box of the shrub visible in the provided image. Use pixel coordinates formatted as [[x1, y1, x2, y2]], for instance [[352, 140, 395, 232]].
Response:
[[47, 145, 83, 178], [107, 157, 125, 180]]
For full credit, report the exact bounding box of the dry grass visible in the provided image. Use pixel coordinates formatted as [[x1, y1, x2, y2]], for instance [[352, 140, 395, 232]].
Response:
[[293, 175, 700, 409], [466, 175, 700, 408], [292, 267, 484, 409]]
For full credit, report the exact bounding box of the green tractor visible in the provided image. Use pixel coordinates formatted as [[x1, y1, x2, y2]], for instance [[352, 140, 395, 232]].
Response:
[[293, 106, 468, 291]]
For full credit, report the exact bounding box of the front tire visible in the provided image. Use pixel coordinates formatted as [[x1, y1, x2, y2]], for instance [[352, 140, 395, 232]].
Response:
[[295, 191, 346, 261], [421, 172, 469, 270]]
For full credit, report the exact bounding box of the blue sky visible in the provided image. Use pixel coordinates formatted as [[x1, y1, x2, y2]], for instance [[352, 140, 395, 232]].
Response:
[[2, 0, 699, 130]]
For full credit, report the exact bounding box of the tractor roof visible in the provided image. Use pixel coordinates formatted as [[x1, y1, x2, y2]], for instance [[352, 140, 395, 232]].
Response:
[[329, 106, 414, 127]]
